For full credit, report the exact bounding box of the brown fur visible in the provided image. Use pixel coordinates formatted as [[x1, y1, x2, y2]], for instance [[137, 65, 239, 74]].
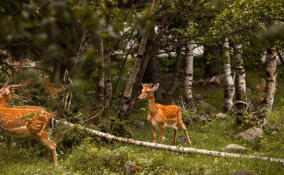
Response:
[[139, 83, 191, 144], [0, 85, 58, 165]]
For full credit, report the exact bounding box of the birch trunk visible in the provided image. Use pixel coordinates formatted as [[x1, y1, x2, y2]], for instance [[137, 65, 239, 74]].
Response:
[[265, 48, 277, 111], [119, 0, 156, 118], [223, 38, 235, 112], [60, 120, 284, 164], [235, 44, 246, 102], [98, 38, 105, 103], [168, 46, 182, 96], [184, 40, 195, 108]]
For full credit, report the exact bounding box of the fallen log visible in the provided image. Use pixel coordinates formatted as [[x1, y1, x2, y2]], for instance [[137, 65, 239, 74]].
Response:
[[59, 120, 284, 164]]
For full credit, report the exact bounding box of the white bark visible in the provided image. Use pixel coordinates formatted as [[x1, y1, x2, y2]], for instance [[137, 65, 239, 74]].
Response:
[[60, 120, 284, 164], [223, 38, 235, 112], [265, 48, 277, 111], [184, 40, 195, 107], [235, 44, 247, 102], [98, 38, 105, 102]]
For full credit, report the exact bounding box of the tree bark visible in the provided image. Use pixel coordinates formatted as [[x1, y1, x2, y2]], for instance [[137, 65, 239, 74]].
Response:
[[143, 56, 165, 101], [168, 45, 182, 96], [60, 120, 284, 164], [119, 0, 156, 118], [184, 40, 195, 108], [203, 45, 223, 77], [105, 52, 112, 108], [98, 38, 105, 103], [51, 60, 61, 83], [235, 44, 246, 102], [223, 38, 235, 112], [265, 48, 277, 111]]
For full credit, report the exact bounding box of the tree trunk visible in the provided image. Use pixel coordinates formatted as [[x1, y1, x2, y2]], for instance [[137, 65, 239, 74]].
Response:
[[265, 48, 277, 111], [51, 60, 61, 83], [105, 52, 112, 108], [235, 44, 246, 102], [203, 45, 223, 77], [143, 57, 165, 101], [168, 45, 182, 96], [60, 120, 284, 164], [184, 40, 195, 108], [119, 0, 156, 118], [223, 38, 235, 112], [98, 38, 105, 103]]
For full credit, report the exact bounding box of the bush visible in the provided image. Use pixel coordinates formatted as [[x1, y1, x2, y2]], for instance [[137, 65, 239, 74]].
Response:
[[98, 115, 131, 137], [52, 123, 90, 152], [65, 144, 129, 174]]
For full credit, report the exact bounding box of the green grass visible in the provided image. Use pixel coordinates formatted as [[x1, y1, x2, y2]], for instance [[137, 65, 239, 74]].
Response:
[[1, 108, 283, 175]]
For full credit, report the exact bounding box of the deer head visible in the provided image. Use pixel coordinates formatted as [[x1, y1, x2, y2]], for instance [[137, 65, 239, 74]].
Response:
[[0, 84, 22, 107], [138, 83, 159, 100]]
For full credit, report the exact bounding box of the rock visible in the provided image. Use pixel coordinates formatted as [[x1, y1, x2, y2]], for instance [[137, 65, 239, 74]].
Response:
[[224, 144, 247, 153], [215, 113, 227, 120], [234, 127, 263, 142], [233, 170, 251, 175], [137, 121, 145, 127], [124, 161, 140, 175], [176, 136, 187, 143], [194, 114, 212, 122]]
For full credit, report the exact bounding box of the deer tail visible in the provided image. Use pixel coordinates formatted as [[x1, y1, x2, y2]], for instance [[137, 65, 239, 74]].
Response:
[[50, 117, 56, 131]]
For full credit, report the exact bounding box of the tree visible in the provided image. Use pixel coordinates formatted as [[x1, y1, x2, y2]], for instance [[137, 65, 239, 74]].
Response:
[[119, 0, 157, 118], [223, 38, 235, 112], [184, 40, 195, 108]]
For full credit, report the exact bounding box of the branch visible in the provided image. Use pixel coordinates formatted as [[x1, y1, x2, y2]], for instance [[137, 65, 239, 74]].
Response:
[[59, 120, 284, 164]]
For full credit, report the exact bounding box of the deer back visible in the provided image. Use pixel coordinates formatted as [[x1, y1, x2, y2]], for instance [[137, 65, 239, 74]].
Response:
[[154, 104, 182, 125], [0, 106, 54, 135]]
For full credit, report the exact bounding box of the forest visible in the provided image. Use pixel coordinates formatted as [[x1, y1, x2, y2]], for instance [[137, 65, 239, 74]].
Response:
[[0, 0, 284, 174]]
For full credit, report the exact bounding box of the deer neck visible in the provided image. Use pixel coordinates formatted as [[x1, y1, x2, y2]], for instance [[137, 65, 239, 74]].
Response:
[[0, 99, 9, 107], [147, 94, 157, 115]]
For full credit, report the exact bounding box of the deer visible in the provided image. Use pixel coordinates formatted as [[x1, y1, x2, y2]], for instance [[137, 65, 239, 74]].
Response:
[[0, 83, 58, 165], [138, 83, 191, 145]]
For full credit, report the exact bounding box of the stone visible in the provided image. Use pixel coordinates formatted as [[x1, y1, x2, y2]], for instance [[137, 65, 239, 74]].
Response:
[[224, 144, 247, 153], [176, 136, 187, 143], [215, 112, 227, 120], [137, 121, 145, 127], [234, 127, 263, 142], [124, 161, 140, 175], [194, 114, 212, 122]]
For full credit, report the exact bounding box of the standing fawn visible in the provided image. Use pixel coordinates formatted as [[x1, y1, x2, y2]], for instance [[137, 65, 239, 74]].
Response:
[[0, 84, 58, 165], [138, 83, 191, 144]]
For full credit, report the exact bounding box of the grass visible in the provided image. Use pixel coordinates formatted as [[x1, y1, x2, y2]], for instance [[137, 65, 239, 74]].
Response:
[[1, 109, 283, 175]]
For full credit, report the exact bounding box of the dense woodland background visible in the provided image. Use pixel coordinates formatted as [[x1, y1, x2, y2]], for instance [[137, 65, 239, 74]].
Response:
[[0, 0, 284, 174]]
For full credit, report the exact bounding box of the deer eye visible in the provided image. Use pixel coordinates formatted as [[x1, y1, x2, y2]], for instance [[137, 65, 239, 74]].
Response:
[[146, 91, 151, 93]]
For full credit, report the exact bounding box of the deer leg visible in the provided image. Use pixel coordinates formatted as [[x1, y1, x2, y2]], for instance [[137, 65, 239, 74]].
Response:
[[173, 128, 177, 143], [43, 149, 50, 163], [151, 126, 156, 143], [36, 133, 58, 166], [7, 136, 13, 158], [179, 122, 191, 145], [159, 126, 165, 143]]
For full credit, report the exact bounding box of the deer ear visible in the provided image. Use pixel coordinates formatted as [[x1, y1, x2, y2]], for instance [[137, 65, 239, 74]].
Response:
[[141, 83, 145, 88], [152, 83, 159, 91]]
